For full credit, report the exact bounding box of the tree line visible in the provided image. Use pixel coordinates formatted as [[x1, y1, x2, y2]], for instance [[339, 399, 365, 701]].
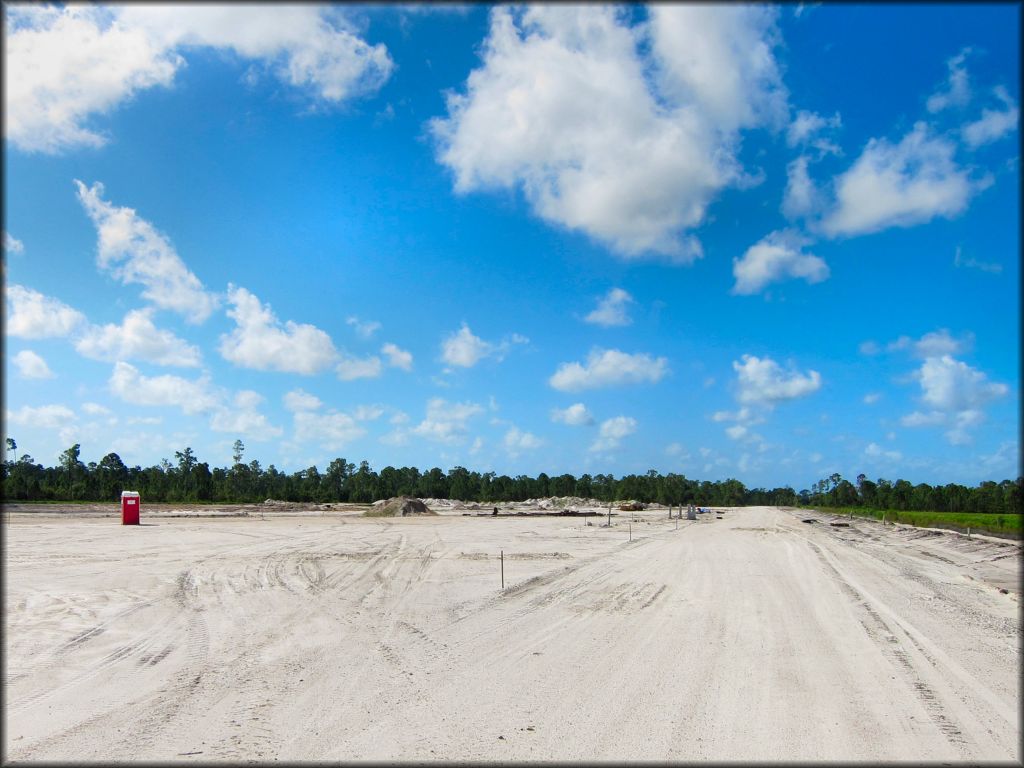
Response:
[[1, 438, 1020, 514]]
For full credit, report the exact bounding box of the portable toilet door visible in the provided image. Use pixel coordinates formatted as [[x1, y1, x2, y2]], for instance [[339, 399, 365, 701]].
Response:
[[121, 491, 140, 525]]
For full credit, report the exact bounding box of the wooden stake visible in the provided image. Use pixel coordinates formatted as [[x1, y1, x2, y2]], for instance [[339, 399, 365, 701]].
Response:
[[500, 549, 504, 590]]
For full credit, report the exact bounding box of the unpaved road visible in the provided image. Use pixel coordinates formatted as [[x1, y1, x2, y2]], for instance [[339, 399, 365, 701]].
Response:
[[4, 506, 1019, 762]]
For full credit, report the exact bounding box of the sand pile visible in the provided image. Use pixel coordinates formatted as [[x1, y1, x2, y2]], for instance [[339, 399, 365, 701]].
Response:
[[366, 496, 436, 517]]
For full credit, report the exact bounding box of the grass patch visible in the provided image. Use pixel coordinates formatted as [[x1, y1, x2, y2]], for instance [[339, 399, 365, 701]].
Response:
[[810, 506, 1022, 539]]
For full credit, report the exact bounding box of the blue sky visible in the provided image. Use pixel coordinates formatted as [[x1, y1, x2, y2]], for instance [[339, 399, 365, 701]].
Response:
[[3, 3, 1020, 490]]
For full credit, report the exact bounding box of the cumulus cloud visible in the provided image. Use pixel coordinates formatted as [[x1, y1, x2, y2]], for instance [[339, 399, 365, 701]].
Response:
[[962, 86, 1019, 149], [916, 355, 1007, 412], [5, 284, 87, 338], [293, 410, 365, 450], [75, 180, 218, 322], [74, 307, 201, 366], [863, 392, 882, 405], [711, 405, 765, 444], [786, 109, 842, 153], [381, 342, 413, 371], [733, 354, 821, 406], [884, 328, 974, 358], [12, 350, 55, 379], [108, 360, 219, 415], [441, 323, 491, 367], [4, 232, 25, 254], [731, 230, 829, 294], [6, 403, 77, 430], [6, 4, 392, 154], [550, 403, 594, 426], [430, 5, 786, 260], [864, 442, 902, 461], [335, 352, 383, 381], [346, 316, 381, 338], [549, 348, 668, 392], [926, 48, 971, 113], [819, 122, 987, 238], [504, 426, 543, 457], [219, 284, 337, 374], [410, 398, 483, 444], [440, 323, 524, 368], [283, 389, 323, 412], [590, 415, 637, 452], [902, 355, 1008, 444], [210, 390, 283, 440], [781, 156, 825, 220], [584, 288, 634, 327]]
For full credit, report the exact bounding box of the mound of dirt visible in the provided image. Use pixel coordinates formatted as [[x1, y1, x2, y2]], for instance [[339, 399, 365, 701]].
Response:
[[365, 496, 436, 517]]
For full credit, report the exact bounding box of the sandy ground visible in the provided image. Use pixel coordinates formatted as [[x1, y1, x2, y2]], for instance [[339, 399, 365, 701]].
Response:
[[3, 505, 1020, 762]]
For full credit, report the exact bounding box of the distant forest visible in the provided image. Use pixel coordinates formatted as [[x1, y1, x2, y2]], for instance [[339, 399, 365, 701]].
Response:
[[2, 439, 1021, 515]]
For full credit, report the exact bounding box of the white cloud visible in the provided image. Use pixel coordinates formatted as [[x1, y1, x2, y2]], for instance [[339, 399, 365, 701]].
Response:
[[293, 410, 365, 450], [864, 442, 902, 461], [4, 232, 25, 254], [725, 424, 748, 440], [863, 392, 882, 405], [74, 181, 218, 322], [900, 410, 946, 427], [219, 284, 337, 374], [283, 389, 323, 412], [210, 390, 283, 441], [352, 405, 384, 422], [954, 245, 1002, 274], [550, 348, 668, 392], [665, 442, 687, 458], [781, 156, 825, 220], [108, 361, 219, 415], [584, 287, 634, 327], [381, 342, 413, 371], [74, 307, 201, 366], [590, 415, 637, 452], [962, 86, 1019, 149], [6, 5, 392, 154], [6, 404, 77, 430], [820, 122, 986, 238], [410, 398, 483, 444], [550, 403, 594, 426], [917, 355, 1007, 412], [885, 328, 974, 358], [786, 109, 842, 151], [901, 355, 1008, 444], [430, 5, 786, 260], [733, 354, 821, 406], [649, 5, 787, 133], [439, 324, 524, 369], [12, 350, 55, 379], [335, 352, 383, 381], [347, 316, 381, 338], [731, 230, 829, 294], [441, 323, 493, 367], [5, 284, 87, 338], [858, 340, 881, 356], [504, 426, 543, 457], [926, 48, 971, 113], [81, 402, 112, 416]]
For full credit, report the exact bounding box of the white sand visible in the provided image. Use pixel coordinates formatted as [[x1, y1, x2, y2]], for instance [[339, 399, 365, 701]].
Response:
[[4, 505, 1019, 761]]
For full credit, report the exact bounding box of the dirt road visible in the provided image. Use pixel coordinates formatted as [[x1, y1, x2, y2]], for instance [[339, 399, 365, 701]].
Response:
[[4, 506, 1019, 761]]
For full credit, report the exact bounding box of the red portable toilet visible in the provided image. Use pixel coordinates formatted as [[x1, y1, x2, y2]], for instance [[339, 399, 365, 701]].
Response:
[[121, 491, 140, 525]]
